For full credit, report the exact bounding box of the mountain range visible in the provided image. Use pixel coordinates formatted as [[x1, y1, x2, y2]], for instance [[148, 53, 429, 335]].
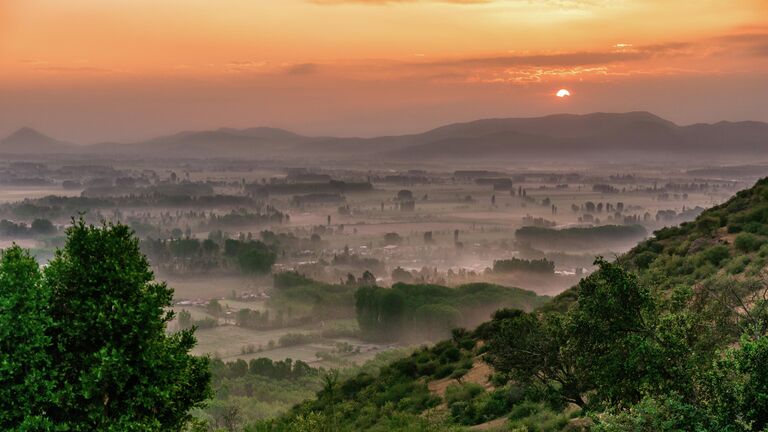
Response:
[[4, 112, 768, 161]]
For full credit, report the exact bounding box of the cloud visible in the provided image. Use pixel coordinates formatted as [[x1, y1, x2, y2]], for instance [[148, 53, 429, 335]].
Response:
[[31, 65, 114, 73], [422, 43, 691, 69], [711, 31, 768, 57], [225, 60, 268, 73], [284, 63, 320, 75], [752, 44, 768, 57]]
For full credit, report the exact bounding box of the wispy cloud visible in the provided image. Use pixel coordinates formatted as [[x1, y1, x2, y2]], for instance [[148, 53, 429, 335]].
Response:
[[710, 31, 768, 57], [284, 63, 320, 75], [422, 42, 692, 69], [224, 60, 268, 73]]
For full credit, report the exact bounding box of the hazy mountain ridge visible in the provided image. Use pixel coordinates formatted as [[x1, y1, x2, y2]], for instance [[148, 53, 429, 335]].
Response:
[[0, 127, 75, 154], [3, 111, 768, 160]]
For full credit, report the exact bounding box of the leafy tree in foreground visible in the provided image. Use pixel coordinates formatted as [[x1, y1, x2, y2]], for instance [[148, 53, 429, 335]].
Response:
[[42, 220, 211, 431], [568, 257, 659, 407], [485, 309, 585, 407], [0, 246, 55, 430]]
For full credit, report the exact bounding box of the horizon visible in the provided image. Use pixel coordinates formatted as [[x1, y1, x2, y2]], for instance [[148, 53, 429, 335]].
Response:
[[6, 110, 768, 145], [2, 1, 768, 143]]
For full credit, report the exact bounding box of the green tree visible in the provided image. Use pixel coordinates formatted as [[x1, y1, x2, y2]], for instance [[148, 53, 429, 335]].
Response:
[[207, 299, 223, 318], [485, 310, 585, 407], [568, 258, 658, 407], [44, 220, 211, 431], [30, 218, 56, 235], [237, 245, 276, 275], [0, 246, 55, 430], [178, 309, 193, 330]]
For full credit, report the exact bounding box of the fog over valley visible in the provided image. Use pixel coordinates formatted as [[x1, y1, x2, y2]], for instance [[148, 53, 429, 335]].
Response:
[[4, 1, 768, 430]]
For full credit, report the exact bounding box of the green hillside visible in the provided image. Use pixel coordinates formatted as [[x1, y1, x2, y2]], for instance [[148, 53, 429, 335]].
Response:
[[251, 178, 768, 432]]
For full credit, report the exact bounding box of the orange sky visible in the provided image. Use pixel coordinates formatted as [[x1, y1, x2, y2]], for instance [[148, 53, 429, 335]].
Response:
[[1, 0, 768, 142]]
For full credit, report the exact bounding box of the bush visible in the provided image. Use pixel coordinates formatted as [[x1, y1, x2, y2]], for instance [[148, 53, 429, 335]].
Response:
[[445, 383, 485, 405], [633, 251, 657, 269], [440, 347, 461, 364], [435, 364, 456, 379], [734, 233, 765, 252], [726, 256, 750, 275], [509, 400, 542, 420], [450, 368, 470, 380], [278, 332, 319, 347], [416, 361, 438, 376], [698, 244, 730, 266]]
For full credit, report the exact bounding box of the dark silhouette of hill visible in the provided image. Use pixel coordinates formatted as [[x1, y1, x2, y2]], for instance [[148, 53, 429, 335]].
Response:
[[382, 112, 755, 161], [5, 112, 768, 161], [87, 127, 313, 158], [0, 127, 74, 154]]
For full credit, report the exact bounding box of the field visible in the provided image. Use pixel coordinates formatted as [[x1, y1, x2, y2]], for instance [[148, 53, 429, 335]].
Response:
[[0, 157, 752, 372]]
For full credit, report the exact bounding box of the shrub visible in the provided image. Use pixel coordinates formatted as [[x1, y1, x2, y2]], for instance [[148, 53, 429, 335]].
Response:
[[509, 400, 542, 420], [435, 364, 456, 379], [450, 368, 470, 380], [734, 233, 765, 253], [699, 244, 730, 266], [417, 361, 438, 376], [440, 347, 461, 364], [445, 383, 485, 405]]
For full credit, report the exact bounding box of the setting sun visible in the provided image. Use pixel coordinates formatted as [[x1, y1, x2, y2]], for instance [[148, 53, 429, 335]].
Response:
[[556, 89, 571, 98]]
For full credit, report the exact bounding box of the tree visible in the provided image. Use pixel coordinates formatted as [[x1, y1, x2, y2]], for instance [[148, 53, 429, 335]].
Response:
[[44, 220, 211, 431], [0, 246, 55, 430], [360, 270, 376, 285], [485, 310, 586, 407], [236, 243, 276, 275], [178, 309, 193, 330], [30, 218, 56, 235], [568, 258, 658, 407], [207, 299, 223, 318], [485, 260, 675, 409]]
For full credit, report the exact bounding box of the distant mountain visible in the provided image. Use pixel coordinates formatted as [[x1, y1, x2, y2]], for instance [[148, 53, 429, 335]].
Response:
[[381, 112, 768, 161], [0, 127, 74, 154], [6, 112, 768, 161], [87, 127, 313, 158]]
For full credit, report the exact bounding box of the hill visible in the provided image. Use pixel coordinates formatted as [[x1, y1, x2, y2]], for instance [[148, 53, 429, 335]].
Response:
[[0, 127, 74, 154], [254, 177, 768, 432], [384, 112, 768, 161], [87, 127, 313, 158], [6, 112, 768, 161]]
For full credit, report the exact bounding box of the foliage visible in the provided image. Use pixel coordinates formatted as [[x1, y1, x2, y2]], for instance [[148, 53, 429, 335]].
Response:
[[493, 257, 555, 274], [0, 220, 211, 431], [356, 282, 547, 342], [270, 272, 358, 322], [0, 246, 55, 430], [515, 224, 647, 250]]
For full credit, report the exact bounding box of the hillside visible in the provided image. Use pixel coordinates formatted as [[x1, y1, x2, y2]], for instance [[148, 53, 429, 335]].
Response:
[[0, 127, 74, 154], [254, 178, 768, 432], [384, 112, 768, 161], [87, 127, 313, 158], [6, 112, 768, 161]]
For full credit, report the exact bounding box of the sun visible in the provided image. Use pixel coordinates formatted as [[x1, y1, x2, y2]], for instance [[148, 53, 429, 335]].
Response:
[[556, 89, 571, 98]]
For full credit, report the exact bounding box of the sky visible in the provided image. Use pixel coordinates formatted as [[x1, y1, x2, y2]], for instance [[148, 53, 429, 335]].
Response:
[[1, 0, 768, 143]]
